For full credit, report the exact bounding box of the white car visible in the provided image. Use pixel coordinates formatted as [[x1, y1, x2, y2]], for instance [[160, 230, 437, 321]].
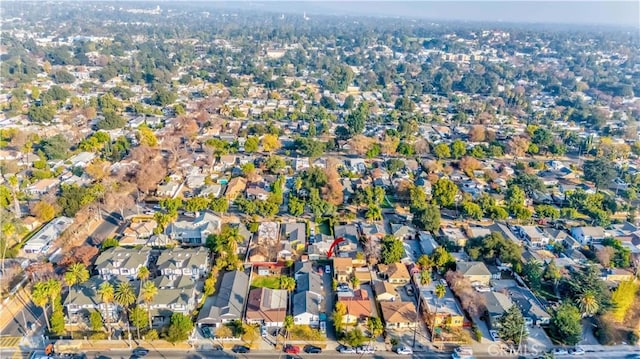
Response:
[[489, 330, 500, 341], [570, 347, 585, 356], [325, 265, 331, 274], [356, 346, 375, 354], [396, 346, 413, 355], [552, 348, 569, 355], [338, 346, 356, 354]]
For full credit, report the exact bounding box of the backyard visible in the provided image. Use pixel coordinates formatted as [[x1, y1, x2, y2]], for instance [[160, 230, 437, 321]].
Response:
[[251, 275, 285, 289]]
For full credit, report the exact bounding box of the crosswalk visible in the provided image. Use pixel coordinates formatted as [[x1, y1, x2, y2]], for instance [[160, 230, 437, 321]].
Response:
[[12, 349, 31, 359], [0, 336, 21, 348]]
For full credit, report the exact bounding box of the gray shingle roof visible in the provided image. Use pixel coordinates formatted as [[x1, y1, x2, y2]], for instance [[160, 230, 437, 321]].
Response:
[[197, 270, 249, 325], [94, 247, 151, 272], [156, 247, 210, 272], [292, 291, 321, 317]]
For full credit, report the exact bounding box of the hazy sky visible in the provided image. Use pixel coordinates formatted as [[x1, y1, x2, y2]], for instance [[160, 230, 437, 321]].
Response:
[[230, 1, 640, 27]]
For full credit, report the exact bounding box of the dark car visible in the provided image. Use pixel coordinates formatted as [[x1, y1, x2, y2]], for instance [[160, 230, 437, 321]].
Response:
[[132, 348, 149, 356], [232, 345, 250, 353], [305, 345, 322, 354]]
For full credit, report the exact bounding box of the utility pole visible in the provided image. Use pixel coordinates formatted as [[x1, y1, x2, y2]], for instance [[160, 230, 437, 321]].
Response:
[[412, 291, 420, 348]]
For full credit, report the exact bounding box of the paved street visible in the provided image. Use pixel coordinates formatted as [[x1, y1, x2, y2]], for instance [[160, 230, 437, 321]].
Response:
[[1, 291, 44, 337]]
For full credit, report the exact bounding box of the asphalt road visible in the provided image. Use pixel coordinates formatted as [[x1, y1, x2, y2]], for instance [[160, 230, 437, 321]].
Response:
[[1, 291, 44, 337], [78, 349, 455, 359]]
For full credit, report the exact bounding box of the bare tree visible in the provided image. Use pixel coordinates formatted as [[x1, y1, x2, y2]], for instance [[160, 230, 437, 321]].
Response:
[[596, 247, 615, 268]]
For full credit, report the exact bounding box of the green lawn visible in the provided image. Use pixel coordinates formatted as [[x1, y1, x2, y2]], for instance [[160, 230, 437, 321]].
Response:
[[251, 275, 282, 289]]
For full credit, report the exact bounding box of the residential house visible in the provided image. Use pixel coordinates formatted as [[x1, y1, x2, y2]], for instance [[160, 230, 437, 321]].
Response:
[[224, 177, 247, 200], [378, 263, 410, 284], [156, 247, 211, 279], [245, 287, 287, 327], [494, 280, 550, 325], [22, 216, 73, 256], [25, 178, 60, 197], [353, 266, 373, 284], [246, 186, 270, 201], [456, 261, 492, 286], [333, 257, 354, 283], [295, 271, 323, 298], [570, 226, 608, 245], [514, 226, 550, 247], [374, 281, 399, 302], [156, 181, 181, 198], [360, 223, 387, 242], [64, 276, 118, 326], [281, 222, 306, 251], [380, 301, 417, 330], [440, 226, 468, 247], [199, 184, 223, 198], [482, 291, 514, 329], [390, 224, 413, 241], [197, 270, 249, 328], [601, 268, 635, 283], [166, 211, 222, 245], [307, 234, 333, 261], [120, 220, 157, 246], [215, 155, 238, 172], [337, 289, 372, 325], [143, 276, 198, 326], [94, 247, 151, 281], [543, 228, 580, 249], [419, 281, 466, 329], [293, 291, 322, 327], [334, 224, 360, 259], [418, 231, 439, 255], [66, 152, 96, 168], [258, 222, 280, 245]]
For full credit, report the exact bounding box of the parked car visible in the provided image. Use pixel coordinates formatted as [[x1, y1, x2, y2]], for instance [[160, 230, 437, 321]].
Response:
[[132, 348, 149, 356], [305, 345, 322, 354], [232, 345, 250, 353], [489, 330, 500, 341], [261, 326, 268, 337], [452, 347, 474, 359], [337, 345, 356, 354], [406, 285, 414, 296], [284, 345, 301, 354], [396, 346, 413, 355], [356, 346, 375, 354], [570, 347, 585, 356], [201, 326, 212, 338], [325, 265, 331, 274], [551, 348, 569, 355]]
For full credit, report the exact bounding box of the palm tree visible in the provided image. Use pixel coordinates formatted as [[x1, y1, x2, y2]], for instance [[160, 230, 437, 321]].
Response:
[[432, 284, 447, 343], [32, 281, 51, 331], [97, 282, 115, 338], [350, 275, 360, 289], [64, 263, 90, 290], [419, 270, 432, 286], [137, 267, 150, 283], [114, 281, 136, 341], [577, 291, 599, 317], [140, 281, 158, 329], [279, 277, 296, 314], [45, 279, 62, 311]]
